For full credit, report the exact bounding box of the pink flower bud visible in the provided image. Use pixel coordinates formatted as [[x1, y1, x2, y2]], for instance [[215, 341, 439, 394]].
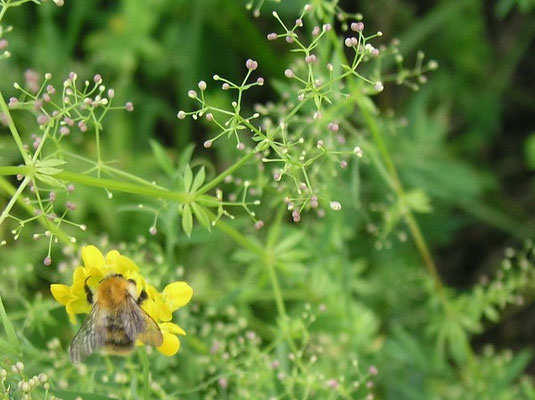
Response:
[[246, 59, 258, 71], [305, 54, 317, 64], [351, 22, 364, 32], [37, 115, 50, 125]]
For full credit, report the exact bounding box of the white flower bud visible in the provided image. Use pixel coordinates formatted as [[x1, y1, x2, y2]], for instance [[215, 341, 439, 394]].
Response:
[[329, 201, 342, 211]]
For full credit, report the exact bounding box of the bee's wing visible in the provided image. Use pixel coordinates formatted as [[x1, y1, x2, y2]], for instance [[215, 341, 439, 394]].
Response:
[[69, 305, 106, 364], [121, 296, 163, 348]]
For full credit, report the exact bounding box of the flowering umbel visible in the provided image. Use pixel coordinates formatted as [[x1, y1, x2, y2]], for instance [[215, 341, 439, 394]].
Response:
[[50, 245, 193, 356]]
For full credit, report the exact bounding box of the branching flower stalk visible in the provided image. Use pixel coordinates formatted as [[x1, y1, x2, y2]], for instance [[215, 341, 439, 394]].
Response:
[[1, 1, 444, 314]]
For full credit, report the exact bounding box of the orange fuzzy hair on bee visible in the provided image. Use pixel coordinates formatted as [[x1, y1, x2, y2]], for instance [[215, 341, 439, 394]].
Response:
[[96, 275, 134, 309]]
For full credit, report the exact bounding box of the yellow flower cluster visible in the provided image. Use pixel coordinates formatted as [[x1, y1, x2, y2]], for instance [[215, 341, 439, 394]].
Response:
[[50, 245, 193, 356]]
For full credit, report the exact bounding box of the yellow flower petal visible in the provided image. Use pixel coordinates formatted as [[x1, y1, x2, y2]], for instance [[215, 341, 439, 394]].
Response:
[[113, 255, 140, 275], [141, 299, 157, 322], [160, 322, 186, 336], [50, 284, 71, 306], [66, 297, 91, 324], [157, 330, 181, 356], [66, 310, 77, 325], [105, 250, 121, 264], [85, 267, 104, 288], [163, 282, 193, 312], [72, 266, 88, 286], [67, 296, 91, 314], [82, 245, 105, 270], [142, 286, 167, 321], [159, 307, 173, 322]]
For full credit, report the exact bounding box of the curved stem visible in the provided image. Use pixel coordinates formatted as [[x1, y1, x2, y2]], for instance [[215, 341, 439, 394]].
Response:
[[356, 97, 449, 309], [196, 152, 255, 196], [0, 91, 31, 165], [0, 176, 29, 227]]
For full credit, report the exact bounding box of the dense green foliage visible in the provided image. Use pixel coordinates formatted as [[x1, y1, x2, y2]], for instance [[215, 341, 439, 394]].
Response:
[[0, 0, 534, 399]]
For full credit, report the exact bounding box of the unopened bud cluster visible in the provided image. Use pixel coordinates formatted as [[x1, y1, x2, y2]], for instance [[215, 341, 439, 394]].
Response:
[[174, 4, 437, 227]]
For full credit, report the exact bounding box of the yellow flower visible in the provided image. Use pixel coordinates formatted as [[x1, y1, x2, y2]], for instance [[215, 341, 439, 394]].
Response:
[[50, 245, 192, 357], [158, 322, 186, 356], [141, 282, 193, 356]]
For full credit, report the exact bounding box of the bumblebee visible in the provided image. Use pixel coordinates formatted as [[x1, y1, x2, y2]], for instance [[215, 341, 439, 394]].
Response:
[[69, 274, 163, 364]]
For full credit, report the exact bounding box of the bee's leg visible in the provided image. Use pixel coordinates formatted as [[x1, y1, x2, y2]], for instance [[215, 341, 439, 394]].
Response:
[[137, 289, 148, 305], [84, 277, 93, 304]]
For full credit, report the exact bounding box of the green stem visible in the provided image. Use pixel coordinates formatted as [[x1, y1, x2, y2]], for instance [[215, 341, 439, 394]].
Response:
[[265, 249, 286, 320], [355, 97, 448, 306], [139, 346, 150, 400], [0, 176, 29, 227], [208, 212, 264, 258], [265, 205, 288, 320], [196, 152, 255, 196], [0, 177, 73, 246], [0, 91, 31, 165], [102, 164, 167, 190], [0, 165, 30, 176], [211, 206, 307, 374], [0, 2, 9, 23], [55, 170, 192, 203]]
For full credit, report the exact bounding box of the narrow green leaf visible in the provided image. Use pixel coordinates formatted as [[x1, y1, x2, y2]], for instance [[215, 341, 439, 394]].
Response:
[[178, 144, 195, 171], [36, 167, 63, 175], [182, 204, 193, 237], [0, 295, 20, 349], [183, 165, 193, 192], [35, 173, 63, 187], [35, 158, 66, 168], [0, 338, 18, 356], [405, 189, 432, 213], [190, 167, 206, 193], [191, 202, 211, 231], [150, 140, 175, 176], [483, 305, 499, 322]]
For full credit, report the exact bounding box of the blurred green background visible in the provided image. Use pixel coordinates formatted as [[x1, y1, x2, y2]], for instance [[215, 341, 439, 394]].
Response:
[[1, 0, 535, 398]]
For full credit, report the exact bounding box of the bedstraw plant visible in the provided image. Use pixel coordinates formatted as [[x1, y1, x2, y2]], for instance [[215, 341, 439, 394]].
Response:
[[0, 0, 534, 399]]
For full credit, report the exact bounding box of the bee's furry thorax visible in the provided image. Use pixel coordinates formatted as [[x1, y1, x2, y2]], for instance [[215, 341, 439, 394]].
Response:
[[95, 275, 137, 309]]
